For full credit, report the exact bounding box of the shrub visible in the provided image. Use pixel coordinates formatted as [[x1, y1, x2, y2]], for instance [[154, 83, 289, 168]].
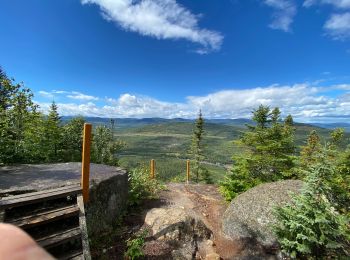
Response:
[[128, 166, 164, 206], [273, 158, 350, 259], [124, 230, 148, 259]]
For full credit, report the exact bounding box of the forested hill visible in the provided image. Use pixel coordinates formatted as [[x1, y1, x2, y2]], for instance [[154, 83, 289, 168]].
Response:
[[61, 116, 350, 132]]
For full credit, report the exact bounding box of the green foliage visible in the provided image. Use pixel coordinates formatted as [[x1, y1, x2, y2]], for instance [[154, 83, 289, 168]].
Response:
[[189, 110, 211, 183], [273, 155, 350, 259], [44, 101, 62, 161], [0, 68, 125, 166], [91, 125, 125, 166], [124, 230, 148, 260], [0, 70, 43, 164], [128, 166, 164, 206], [61, 117, 85, 161], [220, 105, 296, 201]]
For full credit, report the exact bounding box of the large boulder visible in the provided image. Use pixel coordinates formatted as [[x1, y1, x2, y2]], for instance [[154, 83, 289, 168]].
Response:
[[222, 180, 303, 250]]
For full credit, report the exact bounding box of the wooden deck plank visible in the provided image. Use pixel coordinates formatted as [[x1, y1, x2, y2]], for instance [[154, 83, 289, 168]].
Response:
[[0, 186, 82, 210], [8, 204, 79, 229], [37, 227, 81, 249], [58, 249, 83, 260], [77, 195, 91, 260], [0, 184, 80, 200]]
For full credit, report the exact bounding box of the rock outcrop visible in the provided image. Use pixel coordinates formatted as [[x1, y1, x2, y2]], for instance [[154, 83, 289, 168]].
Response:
[[222, 180, 303, 251], [145, 207, 213, 259]]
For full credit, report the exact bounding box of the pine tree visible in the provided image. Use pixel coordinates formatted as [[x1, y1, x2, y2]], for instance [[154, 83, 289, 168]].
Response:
[[273, 153, 350, 258], [300, 130, 322, 169], [220, 105, 296, 200], [189, 110, 210, 183], [45, 101, 61, 160], [62, 117, 85, 161]]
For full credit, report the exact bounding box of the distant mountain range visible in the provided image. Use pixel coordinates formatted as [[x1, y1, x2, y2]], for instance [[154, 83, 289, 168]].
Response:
[[61, 116, 350, 132]]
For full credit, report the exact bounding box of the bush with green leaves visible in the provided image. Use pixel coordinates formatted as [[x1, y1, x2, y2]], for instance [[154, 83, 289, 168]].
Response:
[[273, 155, 350, 259], [128, 166, 164, 206], [124, 230, 148, 260]]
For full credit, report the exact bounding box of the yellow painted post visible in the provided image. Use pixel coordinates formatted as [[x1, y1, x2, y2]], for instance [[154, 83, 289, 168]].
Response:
[[150, 159, 155, 179], [81, 123, 92, 203], [186, 160, 190, 184]]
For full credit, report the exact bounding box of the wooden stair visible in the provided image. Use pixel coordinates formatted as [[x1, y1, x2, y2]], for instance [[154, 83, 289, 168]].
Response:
[[0, 184, 91, 259]]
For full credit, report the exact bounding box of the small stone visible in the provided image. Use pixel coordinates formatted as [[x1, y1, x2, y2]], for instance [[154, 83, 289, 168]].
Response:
[[205, 253, 220, 260], [206, 240, 214, 246]]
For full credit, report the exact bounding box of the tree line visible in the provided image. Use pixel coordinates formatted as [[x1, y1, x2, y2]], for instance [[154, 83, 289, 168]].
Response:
[[0, 68, 124, 165]]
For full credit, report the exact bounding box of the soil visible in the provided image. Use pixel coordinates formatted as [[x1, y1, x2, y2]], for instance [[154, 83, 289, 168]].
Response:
[[93, 183, 243, 260]]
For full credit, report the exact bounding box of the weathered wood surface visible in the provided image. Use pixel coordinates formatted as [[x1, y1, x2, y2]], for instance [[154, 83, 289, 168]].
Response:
[[9, 204, 79, 228], [60, 249, 83, 260], [0, 210, 4, 222], [77, 195, 91, 260], [0, 184, 81, 210], [37, 226, 81, 249]]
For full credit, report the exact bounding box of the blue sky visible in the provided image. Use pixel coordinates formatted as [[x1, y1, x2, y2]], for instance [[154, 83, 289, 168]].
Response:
[[1, 0, 350, 122]]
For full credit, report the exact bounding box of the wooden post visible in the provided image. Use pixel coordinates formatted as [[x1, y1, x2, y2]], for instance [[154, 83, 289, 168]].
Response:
[[186, 160, 190, 184], [81, 123, 92, 203], [150, 159, 155, 179]]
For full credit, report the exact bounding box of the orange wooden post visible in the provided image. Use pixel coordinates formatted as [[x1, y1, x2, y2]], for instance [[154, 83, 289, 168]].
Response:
[[186, 160, 190, 184], [81, 123, 92, 203], [150, 159, 155, 179]]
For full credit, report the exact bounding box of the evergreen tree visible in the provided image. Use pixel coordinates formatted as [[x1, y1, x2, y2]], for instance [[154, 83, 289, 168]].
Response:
[[273, 153, 350, 258], [61, 117, 85, 161], [220, 105, 296, 200], [44, 101, 61, 161], [189, 110, 210, 183]]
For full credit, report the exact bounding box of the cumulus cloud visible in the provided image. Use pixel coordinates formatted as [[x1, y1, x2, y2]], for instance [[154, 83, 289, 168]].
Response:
[[324, 12, 350, 39], [36, 83, 350, 123], [263, 0, 297, 32], [81, 0, 223, 53]]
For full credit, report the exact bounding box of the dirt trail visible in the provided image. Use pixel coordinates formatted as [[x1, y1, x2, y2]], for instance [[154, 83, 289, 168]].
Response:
[[159, 183, 242, 259]]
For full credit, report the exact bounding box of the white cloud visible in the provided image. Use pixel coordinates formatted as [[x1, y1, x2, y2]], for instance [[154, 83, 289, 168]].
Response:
[[38, 91, 54, 99], [36, 83, 350, 123], [81, 0, 223, 53], [67, 91, 99, 101], [37, 90, 99, 101], [263, 0, 297, 32], [324, 12, 350, 39], [304, 0, 350, 9]]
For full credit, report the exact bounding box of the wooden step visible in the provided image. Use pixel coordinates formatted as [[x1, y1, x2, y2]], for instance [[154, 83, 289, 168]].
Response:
[[8, 204, 79, 229], [37, 227, 81, 249], [0, 184, 81, 210], [58, 249, 83, 260]]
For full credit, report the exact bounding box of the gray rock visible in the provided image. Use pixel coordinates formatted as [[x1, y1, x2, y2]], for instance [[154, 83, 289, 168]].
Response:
[[222, 180, 303, 249], [145, 207, 212, 242]]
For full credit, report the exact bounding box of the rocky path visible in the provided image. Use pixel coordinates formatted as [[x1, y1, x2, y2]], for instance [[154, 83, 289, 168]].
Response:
[[143, 183, 242, 259]]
